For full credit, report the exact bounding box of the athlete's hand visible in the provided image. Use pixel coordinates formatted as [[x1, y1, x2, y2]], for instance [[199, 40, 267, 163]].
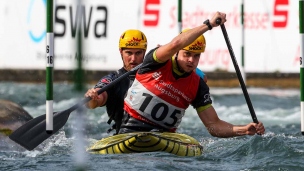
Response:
[[245, 122, 265, 135], [84, 88, 102, 109], [85, 88, 101, 100], [210, 11, 227, 27]]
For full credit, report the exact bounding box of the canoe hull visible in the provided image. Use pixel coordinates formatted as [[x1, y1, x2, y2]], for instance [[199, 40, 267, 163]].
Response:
[[87, 132, 203, 156]]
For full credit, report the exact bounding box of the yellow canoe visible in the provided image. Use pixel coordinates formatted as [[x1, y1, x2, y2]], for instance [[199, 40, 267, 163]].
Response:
[[87, 132, 203, 156]]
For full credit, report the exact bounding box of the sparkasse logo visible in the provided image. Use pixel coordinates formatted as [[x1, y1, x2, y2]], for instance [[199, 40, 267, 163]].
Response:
[[143, 0, 160, 27]]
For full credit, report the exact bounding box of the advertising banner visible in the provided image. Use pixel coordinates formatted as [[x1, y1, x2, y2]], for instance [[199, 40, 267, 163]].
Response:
[[0, 0, 299, 73]]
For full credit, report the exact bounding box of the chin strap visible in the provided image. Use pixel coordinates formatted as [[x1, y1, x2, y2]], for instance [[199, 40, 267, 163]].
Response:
[[173, 52, 185, 74]]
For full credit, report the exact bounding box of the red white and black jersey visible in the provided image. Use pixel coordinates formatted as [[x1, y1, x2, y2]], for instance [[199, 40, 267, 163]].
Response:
[[122, 47, 212, 132]]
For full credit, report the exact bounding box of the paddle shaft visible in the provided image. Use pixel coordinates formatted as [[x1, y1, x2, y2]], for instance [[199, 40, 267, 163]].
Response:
[[219, 24, 259, 124]]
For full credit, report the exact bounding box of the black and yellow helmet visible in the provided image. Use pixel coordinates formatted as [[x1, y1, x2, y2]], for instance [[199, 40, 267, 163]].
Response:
[[119, 29, 147, 50], [181, 29, 206, 53]]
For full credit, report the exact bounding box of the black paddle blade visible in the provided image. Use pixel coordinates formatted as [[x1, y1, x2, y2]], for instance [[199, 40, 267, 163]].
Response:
[[8, 64, 142, 151], [9, 109, 71, 151]]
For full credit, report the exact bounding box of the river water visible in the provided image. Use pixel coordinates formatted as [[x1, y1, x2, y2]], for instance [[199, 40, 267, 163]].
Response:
[[0, 82, 303, 171]]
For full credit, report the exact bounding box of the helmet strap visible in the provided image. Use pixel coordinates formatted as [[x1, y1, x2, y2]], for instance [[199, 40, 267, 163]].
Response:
[[175, 51, 185, 73], [120, 48, 127, 69], [120, 54, 127, 70]]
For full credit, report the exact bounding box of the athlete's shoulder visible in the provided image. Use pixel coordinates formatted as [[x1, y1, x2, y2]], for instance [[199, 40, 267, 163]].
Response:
[[143, 47, 158, 63], [94, 68, 125, 88], [139, 47, 167, 74], [195, 68, 205, 79], [191, 78, 212, 108], [116, 67, 128, 75]]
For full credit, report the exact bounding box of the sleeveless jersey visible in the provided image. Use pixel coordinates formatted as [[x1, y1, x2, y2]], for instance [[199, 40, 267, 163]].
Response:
[[124, 60, 200, 130]]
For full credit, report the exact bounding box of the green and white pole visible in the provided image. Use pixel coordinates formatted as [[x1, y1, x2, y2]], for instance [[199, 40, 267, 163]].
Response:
[[300, 0, 304, 135], [46, 0, 54, 134], [241, 0, 246, 84], [178, 0, 182, 33]]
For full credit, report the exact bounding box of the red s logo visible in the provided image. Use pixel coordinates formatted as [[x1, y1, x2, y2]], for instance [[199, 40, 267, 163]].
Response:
[[143, 0, 160, 27], [273, 0, 289, 28]]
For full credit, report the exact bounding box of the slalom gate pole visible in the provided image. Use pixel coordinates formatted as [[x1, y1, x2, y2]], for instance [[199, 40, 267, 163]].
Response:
[[178, 0, 182, 33], [46, 0, 54, 134], [241, 0, 246, 84], [300, 0, 304, 135]]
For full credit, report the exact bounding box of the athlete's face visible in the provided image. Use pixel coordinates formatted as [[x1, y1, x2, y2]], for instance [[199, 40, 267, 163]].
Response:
[[176, 50, 201, 73], [120, 48, 145, 71]]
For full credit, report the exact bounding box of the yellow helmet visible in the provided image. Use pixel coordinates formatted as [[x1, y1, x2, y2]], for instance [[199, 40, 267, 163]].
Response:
[[119, 29, 147, 50], [181, 29, 206, 53]]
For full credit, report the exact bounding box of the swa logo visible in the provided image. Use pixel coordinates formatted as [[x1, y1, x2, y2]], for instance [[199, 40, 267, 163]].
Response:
[[27, 1, 108, 41], [27, 0, 46, 43]]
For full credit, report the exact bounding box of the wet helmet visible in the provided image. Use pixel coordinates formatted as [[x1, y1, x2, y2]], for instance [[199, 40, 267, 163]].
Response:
[[181, 29, 206, 53], [119, 29, 147, 50]]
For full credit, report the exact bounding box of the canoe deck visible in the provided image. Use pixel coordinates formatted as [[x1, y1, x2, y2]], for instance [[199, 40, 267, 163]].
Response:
[[87, 132, 203, 156]]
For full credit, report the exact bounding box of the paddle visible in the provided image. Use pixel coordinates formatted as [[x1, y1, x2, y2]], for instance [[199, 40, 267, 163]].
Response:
[[217, 19, 259, 123], [9, 63, 143, 151]]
